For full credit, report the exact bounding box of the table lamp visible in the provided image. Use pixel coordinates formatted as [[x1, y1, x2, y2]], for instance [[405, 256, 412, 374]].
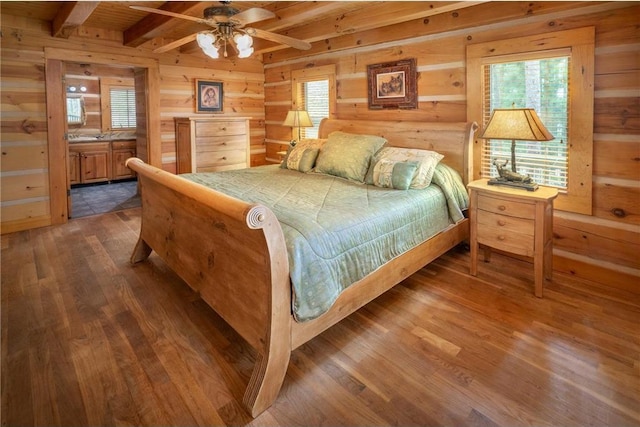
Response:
[[480, 107, 554, 191], [283, 109, 313, 146]]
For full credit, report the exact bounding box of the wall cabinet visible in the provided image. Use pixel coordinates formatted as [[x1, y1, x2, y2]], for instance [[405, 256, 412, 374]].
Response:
[[175, 117, 250, 174], [69, 140, 136, 185]]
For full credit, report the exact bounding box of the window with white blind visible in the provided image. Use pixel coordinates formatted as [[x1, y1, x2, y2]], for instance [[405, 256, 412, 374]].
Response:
[[291, 65, 336, 138], [99, 78, 136, 132], [467, 27, 595, 215], [110, 87, 136, 129], [299, 80, 329, 138], [482, 52, 570, 189]]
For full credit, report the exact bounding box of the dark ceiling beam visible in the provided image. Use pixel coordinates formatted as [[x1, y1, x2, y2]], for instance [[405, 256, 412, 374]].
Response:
[[52, 1, 100, 39], [123, 1, 204, 48]]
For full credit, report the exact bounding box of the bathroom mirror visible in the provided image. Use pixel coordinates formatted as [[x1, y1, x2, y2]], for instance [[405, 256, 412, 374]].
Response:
[[66, 95, 86, 126]]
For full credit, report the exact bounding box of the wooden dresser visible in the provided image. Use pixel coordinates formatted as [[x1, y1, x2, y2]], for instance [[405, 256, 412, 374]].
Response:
[[175, 117, 250, 174], [468, 179, 558, 297]]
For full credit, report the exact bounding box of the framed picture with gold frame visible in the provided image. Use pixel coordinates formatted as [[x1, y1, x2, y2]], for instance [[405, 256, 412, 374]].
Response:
[[367, 58, 417, 110], [195, 79, 223, 113]]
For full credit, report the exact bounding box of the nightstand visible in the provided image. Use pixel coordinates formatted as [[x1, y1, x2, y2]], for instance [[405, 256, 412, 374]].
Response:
[[468, 179, 558, 297], [277, 150, 288, 163]]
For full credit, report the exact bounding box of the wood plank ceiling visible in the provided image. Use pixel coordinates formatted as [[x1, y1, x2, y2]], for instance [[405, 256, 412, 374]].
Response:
[[1, 1, 486, 58]]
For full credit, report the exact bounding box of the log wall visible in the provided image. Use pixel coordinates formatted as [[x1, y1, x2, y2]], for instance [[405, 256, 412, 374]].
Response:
[[262, 1, 639, 288]]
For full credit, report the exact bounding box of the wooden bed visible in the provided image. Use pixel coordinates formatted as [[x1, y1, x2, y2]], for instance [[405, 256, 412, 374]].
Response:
[[125, 118, 477, 417]]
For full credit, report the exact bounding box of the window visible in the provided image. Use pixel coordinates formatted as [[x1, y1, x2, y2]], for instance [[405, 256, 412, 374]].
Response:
[[483, 52, 569, 189], [109, 87, 136, 129], [292, 65, 336, 138], [299, 80, 329, 138], [467, 27, 595, 215], [100, 78, 136, 131]]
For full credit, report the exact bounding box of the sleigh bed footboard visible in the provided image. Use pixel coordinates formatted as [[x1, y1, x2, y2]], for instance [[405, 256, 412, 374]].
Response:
[[126, 157, 292, 417]]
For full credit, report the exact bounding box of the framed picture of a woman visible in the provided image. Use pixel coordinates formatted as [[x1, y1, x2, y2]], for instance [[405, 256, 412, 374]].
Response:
[[195, 80, 223, 113]]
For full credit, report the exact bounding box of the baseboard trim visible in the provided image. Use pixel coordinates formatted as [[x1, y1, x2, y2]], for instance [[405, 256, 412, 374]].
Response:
[[1, 216, 52, 235], [554, 249, 639, 294]]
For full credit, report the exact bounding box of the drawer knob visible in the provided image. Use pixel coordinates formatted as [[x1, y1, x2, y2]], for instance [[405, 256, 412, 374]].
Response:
[[498, 205, 506, 211], [497, 235, 505, 241], [498, 219, 506, 226], [222, 156, 227, 160]]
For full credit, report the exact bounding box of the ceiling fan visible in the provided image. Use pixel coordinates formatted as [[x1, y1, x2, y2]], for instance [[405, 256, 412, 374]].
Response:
[[130, 2, 312, 58]]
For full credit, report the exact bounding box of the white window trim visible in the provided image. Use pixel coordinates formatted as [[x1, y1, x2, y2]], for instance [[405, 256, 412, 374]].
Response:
[[467, 27, 595, 215]]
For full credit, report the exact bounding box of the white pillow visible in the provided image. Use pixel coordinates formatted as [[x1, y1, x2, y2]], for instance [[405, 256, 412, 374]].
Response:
[[366, 147, 444, 188]]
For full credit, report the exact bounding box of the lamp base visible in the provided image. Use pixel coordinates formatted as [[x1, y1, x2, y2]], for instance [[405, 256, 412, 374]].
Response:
[[488, 177, 539, 191]]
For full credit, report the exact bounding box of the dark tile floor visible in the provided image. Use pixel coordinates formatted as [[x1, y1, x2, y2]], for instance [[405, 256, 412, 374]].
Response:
[[70, 180, 140, 218]]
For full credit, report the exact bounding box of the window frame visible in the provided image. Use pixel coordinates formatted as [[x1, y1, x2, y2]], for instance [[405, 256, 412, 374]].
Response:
[[467, 27, 595, 215], [291, 64, 336, 138], [100, 77, 136, 132]]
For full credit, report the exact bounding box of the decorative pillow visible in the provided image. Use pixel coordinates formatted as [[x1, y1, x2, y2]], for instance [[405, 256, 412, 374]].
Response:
[[365, 147, 444, 188], [314, 131, 387, 182], [280, 138, 326, 170], [372, 159, 419, 190], [287, 148, 319, 172]]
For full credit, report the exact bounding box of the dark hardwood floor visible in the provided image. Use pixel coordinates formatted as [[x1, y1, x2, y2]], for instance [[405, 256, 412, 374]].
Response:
[[2, 208, 638, 426]]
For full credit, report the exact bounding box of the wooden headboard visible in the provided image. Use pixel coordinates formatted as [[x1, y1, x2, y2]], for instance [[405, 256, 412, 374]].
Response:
[[318, 119, 477, 184]]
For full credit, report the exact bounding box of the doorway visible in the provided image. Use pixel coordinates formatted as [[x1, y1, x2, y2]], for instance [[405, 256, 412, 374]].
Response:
[[64, 63, 140, 218], [45, 49, 161, 225]]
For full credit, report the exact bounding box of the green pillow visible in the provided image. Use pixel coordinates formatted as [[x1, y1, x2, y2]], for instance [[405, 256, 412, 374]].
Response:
[[287, 148, 319, 172], [373, 159, 419, 190], [366, 147, 444, 188], [280, 138, 326, 170], [314, 131, 387, 182]]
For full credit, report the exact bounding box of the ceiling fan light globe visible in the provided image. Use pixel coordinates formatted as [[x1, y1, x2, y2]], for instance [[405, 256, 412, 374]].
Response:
[[196, 32, 216, 49], [233, 33, 253, 50], [237, 47, 254, 58], [203, 46, 220, 59]]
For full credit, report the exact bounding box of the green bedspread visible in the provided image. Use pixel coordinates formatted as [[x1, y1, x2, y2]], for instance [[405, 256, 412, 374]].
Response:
[[182, 164, 468, 322]]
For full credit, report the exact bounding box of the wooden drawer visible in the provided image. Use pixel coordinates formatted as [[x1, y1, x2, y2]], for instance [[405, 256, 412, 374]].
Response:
[[476, 209, 534, 256], [195, 121, 246, 137], [196, 149, 247, 170], [477, 210, 534, 236], [195, 136, 246, 153], [111, 140, 135, 150], [477, 193, 535, 219]]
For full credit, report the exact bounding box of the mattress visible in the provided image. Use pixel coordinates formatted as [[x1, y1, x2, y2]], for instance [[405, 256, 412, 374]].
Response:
[[182, 163, 468, 321]]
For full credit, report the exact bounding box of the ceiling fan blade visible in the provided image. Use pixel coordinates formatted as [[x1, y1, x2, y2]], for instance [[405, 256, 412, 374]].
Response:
[[232, 8, 275, 26], [130, 5, 206, 25], [248, 28, 311, 51], [153, 33, 198, 54]]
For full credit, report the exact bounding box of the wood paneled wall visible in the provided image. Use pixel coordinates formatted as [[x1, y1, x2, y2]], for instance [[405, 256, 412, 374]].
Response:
[[262, 2, 639, 287], [0, 13, 265, 233]]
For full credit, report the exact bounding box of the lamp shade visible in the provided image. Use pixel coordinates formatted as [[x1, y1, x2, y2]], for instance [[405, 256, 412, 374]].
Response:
[[282, 110, 313, 128], [480, 108, 554, 141]]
